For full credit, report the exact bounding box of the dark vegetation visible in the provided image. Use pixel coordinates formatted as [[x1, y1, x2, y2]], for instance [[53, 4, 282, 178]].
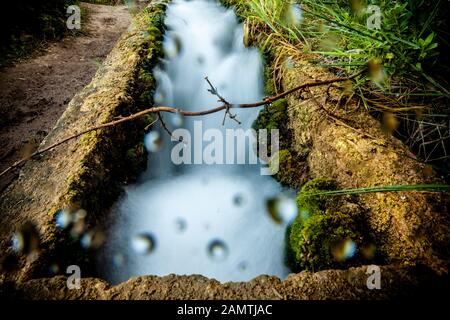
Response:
[[0, 0, 128, 67]]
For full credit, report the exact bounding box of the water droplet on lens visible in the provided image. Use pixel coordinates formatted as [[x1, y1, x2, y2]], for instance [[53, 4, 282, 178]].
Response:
[[11, 221, 40, 256], [80, 230, 105, 249], [283, 4, 303, 27], [343, 240, 357, 259], [144, 131, 163, 153], [299, 209, 310, 222], [55, 210, 72, 229], [165, 34, 183, 58], [266, 196, 298, 224], [171, 113, 184, 127], [284, 57, 295, 70], [207, 239, 228, 262], [49, 263, 60, 275], [232, 193, 245, 207], [197, 55, 205, 65], [332, 239, 357, 262], [238, 261, 248, 272], [113, 253, 125, 268], [175, 218, 187, 233], [70, 209, 87, 237], [361, 243, 377, 260], [131, 233, 156, 255], [154, 91, 165, 104]]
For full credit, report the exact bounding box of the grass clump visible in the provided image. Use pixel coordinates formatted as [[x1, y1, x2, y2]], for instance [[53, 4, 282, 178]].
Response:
[[229, 0, 450, 180]]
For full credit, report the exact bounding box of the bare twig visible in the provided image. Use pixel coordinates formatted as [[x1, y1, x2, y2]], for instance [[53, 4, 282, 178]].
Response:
[[157, 112, 185, 143], [0, 70, 364, 178], [204, 76, 241, 125]]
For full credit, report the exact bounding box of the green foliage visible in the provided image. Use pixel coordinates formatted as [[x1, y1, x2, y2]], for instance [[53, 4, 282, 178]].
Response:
[[0, 0, 81, 66], [0, 0, 80, 62], [300, 0, 448, 95], [232, 0, 449, 96], [230, 0, 450, 180]]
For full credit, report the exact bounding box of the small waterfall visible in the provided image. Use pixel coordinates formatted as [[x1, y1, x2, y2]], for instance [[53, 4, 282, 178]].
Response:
[[101, 0, 294, 284]]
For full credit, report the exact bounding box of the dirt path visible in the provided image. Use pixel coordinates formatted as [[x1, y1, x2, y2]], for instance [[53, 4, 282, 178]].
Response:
[[0, 3, 132, 191]]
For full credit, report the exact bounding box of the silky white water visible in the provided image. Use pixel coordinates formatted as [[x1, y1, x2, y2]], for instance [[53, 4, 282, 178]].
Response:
[[101, 0, 294, 284]]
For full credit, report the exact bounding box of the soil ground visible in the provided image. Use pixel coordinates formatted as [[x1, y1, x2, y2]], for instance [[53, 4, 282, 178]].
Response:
[[0, 3, 132, 191]]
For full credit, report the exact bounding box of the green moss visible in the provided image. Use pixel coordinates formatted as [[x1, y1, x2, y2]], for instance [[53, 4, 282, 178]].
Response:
[[126, 142, 147, 175], [252, 98, 287, 132], [288, 178, 374, 272], [270, 149, 305, 187], [296, 178, 336, 214], [264, 64, 276, 96], [136, 5, 166, 106], [140, 114, 155, 127]]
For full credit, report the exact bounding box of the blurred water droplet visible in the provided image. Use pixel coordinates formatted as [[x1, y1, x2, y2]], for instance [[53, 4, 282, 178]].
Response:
[[283, 4, 303, 27], [207, 239, 228, 262], [144, 131, 163, 153], [49, 263, 60, 275], [131, 233, 156, 255], [171, 112, 184, 127], [232, 193, 246, 207], [361, 243, 377, 260], [350, 0, 364, 15], [154, 90, 165, 104], [266, 196, 298, 224], [81, 230, 105, 249], [368, 59, 386, 85], [320, 33, 339, 51], [238, 261, 248, 272], [113, 253, 125, 268], [343, 240, 357, 259], [54, 210, 72, 229], [299, 209, 310, 222], [284, 57, 295, 70], [197, 55, 205, 65], [165, 34, 183, 58], [75, 209, 87, 220], [175, 218, 187, 233], [423, 165, 434, 177], [11, 222, 40, 257], [332, 239, 357, 262], [70, 209, 87, 237], [382, 112, 399, 133]]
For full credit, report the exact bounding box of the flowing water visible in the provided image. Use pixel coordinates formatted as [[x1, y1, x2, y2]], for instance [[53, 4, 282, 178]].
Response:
[[101, 0, 296, 284]]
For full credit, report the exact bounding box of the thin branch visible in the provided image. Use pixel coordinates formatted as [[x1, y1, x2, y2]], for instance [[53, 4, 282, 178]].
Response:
[[204, 76, 241, 125], [0, 70, 364, 178]]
